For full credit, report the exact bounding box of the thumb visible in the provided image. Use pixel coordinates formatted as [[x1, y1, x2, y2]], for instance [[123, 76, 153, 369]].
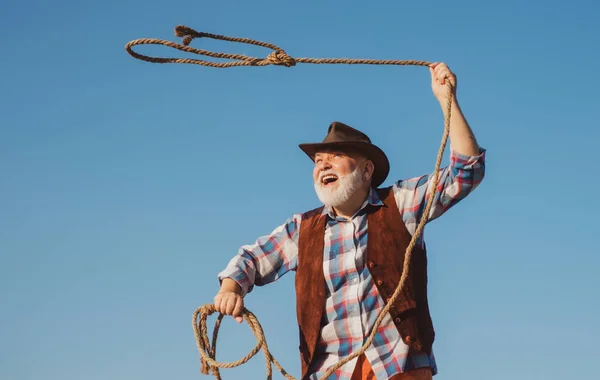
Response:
[[235, 316, 243, 323], [428, 62, 438, 74]]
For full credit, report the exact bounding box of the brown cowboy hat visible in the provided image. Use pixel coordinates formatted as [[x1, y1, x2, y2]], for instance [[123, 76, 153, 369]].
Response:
[[299, 121, 390, 188]]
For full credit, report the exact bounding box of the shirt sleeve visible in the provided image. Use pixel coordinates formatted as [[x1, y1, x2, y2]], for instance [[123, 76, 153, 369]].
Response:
[[217, 214, 302, 296], [393, 147, 486, 238]]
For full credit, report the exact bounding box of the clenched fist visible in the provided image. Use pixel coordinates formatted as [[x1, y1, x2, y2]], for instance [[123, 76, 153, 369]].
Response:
[[429, 62, 457, 105], [214, 290, 244, 323]]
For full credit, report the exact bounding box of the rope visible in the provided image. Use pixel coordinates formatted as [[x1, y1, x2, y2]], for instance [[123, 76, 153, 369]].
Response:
[[193, 305, 295, 380], [126, 25, 453, 380]]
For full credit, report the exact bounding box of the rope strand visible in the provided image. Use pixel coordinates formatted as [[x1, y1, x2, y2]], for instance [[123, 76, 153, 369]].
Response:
[[127, 25, 453, 379]]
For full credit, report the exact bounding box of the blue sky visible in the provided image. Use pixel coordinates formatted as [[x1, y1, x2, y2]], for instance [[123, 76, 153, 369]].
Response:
[[1, 1, 599, 379]]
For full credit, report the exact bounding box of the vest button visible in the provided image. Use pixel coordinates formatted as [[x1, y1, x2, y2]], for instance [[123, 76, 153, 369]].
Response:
[[405, 336, 412, 343], [377, 280, 383, 286], [368, 261, 375, 268], [395, 317, 401, 323]]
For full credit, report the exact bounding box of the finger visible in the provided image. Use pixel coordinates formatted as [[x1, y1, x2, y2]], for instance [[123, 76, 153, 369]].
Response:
[[219, 294, 232, 315], [447, 74, 456, 87], [232, 296, 244, 318], [225, 295, 237, 315], [434, 62, 449, 72], [218, 297, 228, 315], [434, 64, 448, 74], [434, 66, 449, 79], [429, 63, 438, 77], [213, 294, 223, 313], [435, 69, 450, 85], [220, 295, 230, 315], [434, 71, 446, 85], [439, 71, 455, 86], [433, 66, 443, 77], [436, 65, 455, 83]]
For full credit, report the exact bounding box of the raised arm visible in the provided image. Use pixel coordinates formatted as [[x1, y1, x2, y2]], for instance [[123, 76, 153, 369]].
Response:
[[393, 63, 486, 240], [430, 62, 480, 156]]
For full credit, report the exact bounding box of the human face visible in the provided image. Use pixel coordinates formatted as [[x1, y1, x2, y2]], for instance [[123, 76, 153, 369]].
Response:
[[312, 150, 370, 208]]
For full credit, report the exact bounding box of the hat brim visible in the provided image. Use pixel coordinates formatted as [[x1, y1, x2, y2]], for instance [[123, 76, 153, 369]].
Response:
[[298, 141, 390, 188]]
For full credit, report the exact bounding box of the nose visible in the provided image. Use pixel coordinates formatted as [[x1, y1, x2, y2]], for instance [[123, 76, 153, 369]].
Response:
[[316, 157, 332, 171]]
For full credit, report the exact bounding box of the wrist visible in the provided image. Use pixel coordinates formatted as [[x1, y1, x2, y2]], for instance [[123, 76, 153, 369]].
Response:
[[439, 96, 459, 112], [219, 278, 242, 294]]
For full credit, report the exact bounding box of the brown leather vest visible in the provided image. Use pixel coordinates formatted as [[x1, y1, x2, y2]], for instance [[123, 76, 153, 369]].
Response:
[[295, 187, 434, 379]]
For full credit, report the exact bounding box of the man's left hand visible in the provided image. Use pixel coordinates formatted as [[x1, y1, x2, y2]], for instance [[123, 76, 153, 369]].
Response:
[[429, 62, 457, 105]]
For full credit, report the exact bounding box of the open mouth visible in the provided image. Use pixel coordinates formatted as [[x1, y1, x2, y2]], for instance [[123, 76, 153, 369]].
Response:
[[320, 174, 339, 187]]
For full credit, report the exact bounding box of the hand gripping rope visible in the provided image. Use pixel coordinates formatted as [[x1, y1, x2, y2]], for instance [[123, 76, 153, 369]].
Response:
[[126, 25, 454, 380]]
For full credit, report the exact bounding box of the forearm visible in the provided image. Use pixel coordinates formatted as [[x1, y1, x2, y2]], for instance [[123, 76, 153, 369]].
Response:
[[442, 97, 480, 156], [216, 215, 301, 296]]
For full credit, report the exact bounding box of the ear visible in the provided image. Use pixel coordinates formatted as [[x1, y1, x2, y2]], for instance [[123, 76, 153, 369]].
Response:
[[363, 160, 375, 181]]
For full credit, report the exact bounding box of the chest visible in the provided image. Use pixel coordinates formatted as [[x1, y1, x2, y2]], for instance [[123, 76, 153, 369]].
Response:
[[322, 216, 371, 294]]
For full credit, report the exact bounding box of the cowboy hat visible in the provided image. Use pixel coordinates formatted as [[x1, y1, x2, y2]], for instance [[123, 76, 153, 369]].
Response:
[[299, 121, 390, 188]]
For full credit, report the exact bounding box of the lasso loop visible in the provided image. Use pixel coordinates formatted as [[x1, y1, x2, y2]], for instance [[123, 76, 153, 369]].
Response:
[[127, 25, 453, 379], [125, 25, 299, 67]]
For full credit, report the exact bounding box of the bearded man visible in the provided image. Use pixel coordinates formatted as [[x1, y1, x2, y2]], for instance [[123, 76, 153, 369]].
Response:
[[214, 62, 486, 380]]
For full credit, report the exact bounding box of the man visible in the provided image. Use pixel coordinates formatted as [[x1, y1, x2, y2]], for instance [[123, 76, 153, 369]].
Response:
[[214, 63, 486, 380]]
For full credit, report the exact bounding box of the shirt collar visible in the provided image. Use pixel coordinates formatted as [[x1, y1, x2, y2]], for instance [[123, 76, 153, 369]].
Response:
[[322, 187, 384, 220]]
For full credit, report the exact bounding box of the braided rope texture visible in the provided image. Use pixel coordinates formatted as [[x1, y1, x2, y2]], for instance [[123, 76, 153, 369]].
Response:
[[127, 25, 453, 380]]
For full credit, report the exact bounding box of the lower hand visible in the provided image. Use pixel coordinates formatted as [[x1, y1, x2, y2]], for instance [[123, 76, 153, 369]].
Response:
[[214, 291, 244, 323]]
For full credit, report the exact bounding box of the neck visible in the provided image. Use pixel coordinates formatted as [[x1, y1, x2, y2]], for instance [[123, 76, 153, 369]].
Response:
[[332, 186, 370, 219]]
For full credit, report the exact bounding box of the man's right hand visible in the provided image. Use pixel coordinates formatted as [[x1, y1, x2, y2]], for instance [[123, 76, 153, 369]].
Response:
[[214, 279, 244, 323]]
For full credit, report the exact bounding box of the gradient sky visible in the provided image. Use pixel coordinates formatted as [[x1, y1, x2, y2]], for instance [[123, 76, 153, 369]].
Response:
[[1, 1, 599, 379]]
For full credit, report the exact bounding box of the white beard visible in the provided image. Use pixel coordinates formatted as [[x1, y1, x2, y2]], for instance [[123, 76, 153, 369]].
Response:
[[314, 166, 365, 208]]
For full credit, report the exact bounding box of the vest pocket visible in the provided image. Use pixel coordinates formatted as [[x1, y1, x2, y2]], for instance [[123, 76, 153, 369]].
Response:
[[394, 307, 434, 354]]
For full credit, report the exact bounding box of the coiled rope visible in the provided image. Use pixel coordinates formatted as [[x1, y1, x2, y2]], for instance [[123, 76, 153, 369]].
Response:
[[126, 25, 454, 380]]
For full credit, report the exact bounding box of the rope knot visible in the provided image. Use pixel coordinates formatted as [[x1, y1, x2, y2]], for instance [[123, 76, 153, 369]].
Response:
[[266, 50, 296, 67], [174, 25, 203, 46]]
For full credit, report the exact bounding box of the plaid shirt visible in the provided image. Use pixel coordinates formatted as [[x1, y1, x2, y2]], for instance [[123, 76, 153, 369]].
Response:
[[218, 148, 486, 379]]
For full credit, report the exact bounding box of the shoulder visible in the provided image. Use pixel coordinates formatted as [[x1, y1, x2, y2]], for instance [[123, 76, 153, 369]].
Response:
[[300, 206, 325, 221], [274, 207, 324, 234]]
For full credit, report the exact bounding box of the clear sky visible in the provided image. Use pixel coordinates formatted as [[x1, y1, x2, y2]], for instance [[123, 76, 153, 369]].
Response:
[[1, 1, 599, 379]]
